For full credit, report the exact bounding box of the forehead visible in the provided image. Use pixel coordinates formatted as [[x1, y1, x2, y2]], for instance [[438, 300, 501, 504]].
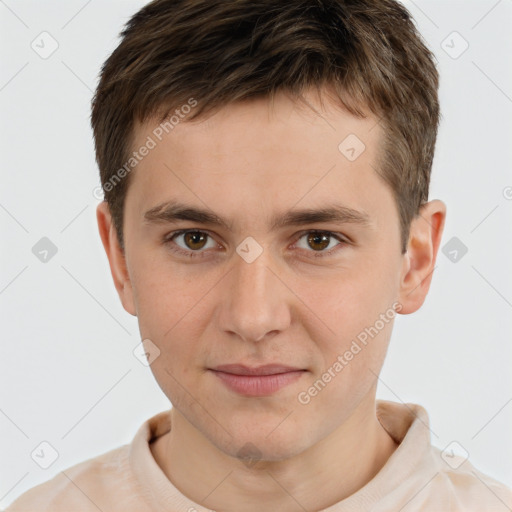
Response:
[[125, 90, 392, 232], [134, 91, 380, 164]]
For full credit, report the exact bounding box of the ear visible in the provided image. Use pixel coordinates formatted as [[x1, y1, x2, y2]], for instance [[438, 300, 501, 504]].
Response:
[[96, 201, 137, 316], [398, 199, 446, 315]]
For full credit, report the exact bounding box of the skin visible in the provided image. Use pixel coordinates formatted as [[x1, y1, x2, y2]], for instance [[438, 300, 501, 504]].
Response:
[[97, 87, 446, 512]]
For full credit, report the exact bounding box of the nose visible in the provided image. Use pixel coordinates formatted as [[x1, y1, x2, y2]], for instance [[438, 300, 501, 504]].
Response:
[[218, 245, 292, 343]]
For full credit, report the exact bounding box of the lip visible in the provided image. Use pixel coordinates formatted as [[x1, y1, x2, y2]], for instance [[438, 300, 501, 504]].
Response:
[[212, 364, 304, 376], [209, 364, 307, 396]]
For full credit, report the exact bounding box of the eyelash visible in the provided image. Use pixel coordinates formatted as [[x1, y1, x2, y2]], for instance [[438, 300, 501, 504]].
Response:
[[163, 229, 349, 259]]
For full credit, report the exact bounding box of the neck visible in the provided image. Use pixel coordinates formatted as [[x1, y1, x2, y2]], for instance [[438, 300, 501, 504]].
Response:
[[152, 394, 398, 512]]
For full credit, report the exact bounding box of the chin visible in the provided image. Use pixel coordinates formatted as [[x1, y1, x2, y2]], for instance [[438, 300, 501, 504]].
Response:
[[221, 431, 312, 464]]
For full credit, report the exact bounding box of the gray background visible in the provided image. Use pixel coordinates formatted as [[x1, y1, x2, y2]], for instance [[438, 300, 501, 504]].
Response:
[[1, 0, 511, 507]]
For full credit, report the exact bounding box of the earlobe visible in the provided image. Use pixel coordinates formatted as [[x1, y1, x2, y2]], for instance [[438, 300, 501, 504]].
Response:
[[398, 199, 447, 315], [96, 202, 137, 317]]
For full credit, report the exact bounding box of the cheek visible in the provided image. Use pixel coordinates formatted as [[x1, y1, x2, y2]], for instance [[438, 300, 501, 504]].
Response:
[[306, 267, 395, 332], [130, 252, 213, 335], [128, 265, 209, 393], [134, 278, 209, 408], [296, 262, 398, 377], [295, 310, 394, 425]]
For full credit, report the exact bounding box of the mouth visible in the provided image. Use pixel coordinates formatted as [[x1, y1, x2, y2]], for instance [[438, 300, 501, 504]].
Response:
[[208, 364, 307, 396]]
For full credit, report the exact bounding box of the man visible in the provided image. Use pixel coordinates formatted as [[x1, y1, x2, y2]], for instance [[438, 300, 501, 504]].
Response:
[[6, 0, 512, 510]]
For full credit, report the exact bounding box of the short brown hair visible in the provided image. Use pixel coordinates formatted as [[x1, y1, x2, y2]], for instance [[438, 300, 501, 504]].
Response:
[[91, 0, 439, 254]]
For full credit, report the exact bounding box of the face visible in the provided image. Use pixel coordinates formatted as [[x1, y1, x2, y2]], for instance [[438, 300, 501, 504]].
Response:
[[104, 89, 411, 461]]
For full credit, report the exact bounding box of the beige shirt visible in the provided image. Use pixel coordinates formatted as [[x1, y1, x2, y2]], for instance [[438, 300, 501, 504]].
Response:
[[5, 400, 512, 511]]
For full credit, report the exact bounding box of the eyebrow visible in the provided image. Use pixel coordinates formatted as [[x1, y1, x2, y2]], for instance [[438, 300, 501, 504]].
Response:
[[143, 200, 372, 231]]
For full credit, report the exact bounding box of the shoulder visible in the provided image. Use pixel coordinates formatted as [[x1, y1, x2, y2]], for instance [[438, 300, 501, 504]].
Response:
[[4, 443, 144, 512], [421, 445, 512, 511]]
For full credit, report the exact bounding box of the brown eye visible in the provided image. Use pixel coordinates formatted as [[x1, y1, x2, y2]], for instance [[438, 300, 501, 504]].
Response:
[[306, 232, 331, 251], [294, 230, 347, 257], [182, 231, 208, 250], [165, 230, 217, 257]]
